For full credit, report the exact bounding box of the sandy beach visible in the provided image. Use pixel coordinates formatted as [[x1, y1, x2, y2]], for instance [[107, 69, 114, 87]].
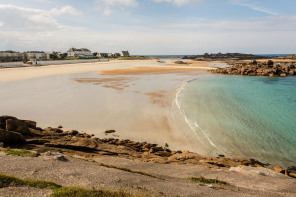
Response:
[[0, 59, 216, 154]]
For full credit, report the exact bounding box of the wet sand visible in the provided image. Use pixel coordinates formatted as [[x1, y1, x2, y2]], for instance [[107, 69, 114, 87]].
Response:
[[0, 59, 214, 152]]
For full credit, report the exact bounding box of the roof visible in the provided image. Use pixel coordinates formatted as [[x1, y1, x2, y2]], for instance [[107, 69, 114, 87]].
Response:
[[25, 51, 45, 53], [67, 48, 76, 52], [0, 50, 17, 53], [81, 48, 90, 52]]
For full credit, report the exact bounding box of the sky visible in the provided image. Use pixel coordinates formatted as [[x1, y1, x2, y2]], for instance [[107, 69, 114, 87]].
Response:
[[0, 0, 296, 55]]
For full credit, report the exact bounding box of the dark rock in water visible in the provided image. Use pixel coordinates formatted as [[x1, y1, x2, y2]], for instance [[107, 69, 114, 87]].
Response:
[[58, 125, 63, 129], [218, 154, 225, 158], [6, 119, 31, 135], [105, 130, 116, 134], [0, 129, 26, 144]]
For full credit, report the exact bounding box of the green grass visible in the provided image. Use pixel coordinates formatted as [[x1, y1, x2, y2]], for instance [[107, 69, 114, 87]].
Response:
[[0, 174, 143, 197], [4, 148, 38, 157], [0, 174, 61, 189], [188, 177, 229, 185], [52, 187, 131, 197], [98, 163, 163, 180]]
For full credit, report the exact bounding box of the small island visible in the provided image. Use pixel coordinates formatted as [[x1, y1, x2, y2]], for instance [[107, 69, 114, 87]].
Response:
[[210, 60, 296, 77]]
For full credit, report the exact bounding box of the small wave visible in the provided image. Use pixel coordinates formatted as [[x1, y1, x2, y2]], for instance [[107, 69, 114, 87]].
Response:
[[173, 77, 218, 148], [194, 122, 217, 148]]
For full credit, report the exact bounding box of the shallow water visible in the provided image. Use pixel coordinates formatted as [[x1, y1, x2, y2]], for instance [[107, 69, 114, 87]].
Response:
[[179, 75, 296, 167]]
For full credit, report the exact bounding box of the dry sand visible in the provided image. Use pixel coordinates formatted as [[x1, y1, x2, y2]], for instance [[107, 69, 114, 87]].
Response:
[[0, 59, 214, 83], [0, 59, 216, 155]]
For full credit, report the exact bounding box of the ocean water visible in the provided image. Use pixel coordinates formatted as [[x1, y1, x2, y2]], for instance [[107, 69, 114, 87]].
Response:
[[178, 75, 296, 168]]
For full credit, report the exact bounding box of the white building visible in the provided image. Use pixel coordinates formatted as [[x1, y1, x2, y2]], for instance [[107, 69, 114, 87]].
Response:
[[0, 50, 24, 62], [67, 48, 93, 59], [120, 51, 130, 57], [97, 53, 108, 58], [25, 51, 50, 61]]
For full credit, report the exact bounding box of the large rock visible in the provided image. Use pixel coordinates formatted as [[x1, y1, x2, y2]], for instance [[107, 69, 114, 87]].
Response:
[[6, 119, 31, 135], [0, 116, 17, 129], [0, 129, 26, 144]]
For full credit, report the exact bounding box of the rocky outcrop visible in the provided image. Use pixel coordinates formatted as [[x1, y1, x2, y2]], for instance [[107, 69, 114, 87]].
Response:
[[210, 61, 296, 77], [0, 115, 295, 179], [278, 54, 296, 59], [183, 53, 266, 60], [0, 129, 26, 144]]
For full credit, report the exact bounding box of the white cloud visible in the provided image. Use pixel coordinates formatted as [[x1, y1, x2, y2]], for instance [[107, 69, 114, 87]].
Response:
[[0, 3, 295, 54], [163, 15, 296, 32], [101, 0, 138, 7], [0, 4, 78, 31], [95, 0, 138, 16], [103, 7, 114, 16], [231, 0, 278, 15], [49, 5, 80, 16], [153, 0, 203, 6]]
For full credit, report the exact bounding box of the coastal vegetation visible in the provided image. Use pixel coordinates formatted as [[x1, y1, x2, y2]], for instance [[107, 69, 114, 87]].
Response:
[[188, 177, 230, 185], [0, 174, 136, 197], [3, 148, 38, 157]]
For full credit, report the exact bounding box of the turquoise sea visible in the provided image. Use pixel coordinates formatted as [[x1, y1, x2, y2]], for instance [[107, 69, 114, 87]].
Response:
[[179, 75, 296, 168]]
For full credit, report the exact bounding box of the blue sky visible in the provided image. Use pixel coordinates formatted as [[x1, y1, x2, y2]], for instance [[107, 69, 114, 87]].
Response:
[[0, 0, 295, 54]]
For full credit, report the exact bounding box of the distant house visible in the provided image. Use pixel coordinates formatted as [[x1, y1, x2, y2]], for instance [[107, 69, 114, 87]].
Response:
[[97, 53, 108, 58], [0, 50, 24, 62], [114, 53, 121, 57], [120, 51, 130, 57], [67, 48, 93, 59], [24, 51, 50, 61]]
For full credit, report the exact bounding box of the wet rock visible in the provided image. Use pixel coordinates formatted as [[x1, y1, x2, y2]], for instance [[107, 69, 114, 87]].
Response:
[[0, 129, 26, 144]]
